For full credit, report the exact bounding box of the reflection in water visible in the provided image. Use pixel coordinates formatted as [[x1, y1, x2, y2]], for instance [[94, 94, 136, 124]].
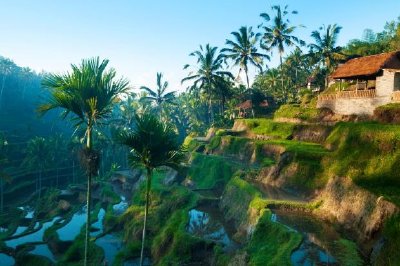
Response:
[[113, 196, 128, 215], [57, 207, 86, 241], [273, 211, 340, 266], [0, 253, 15, 266], [187, 208, 235, 249], [30, 244, 56, 262], [11, 226, 28, 237], [6, 217, 60, 248], [124, 257, 152, 266], [91, 208, 106, 237], [291, 239, 337, 266], [95, 234, 123, 265]]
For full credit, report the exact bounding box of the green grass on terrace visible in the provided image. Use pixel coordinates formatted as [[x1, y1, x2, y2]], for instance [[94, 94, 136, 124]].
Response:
[[241, 118, 295, 139]]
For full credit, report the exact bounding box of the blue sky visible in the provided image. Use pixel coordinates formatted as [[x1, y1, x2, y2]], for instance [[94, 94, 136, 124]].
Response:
[[0, 0, 399, 92]]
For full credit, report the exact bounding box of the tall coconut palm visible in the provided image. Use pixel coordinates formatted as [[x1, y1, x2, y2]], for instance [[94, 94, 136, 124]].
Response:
[[309, 24, 344, 88], [140, 72, 176, 120], [259, 5, 304, 96], [182, 44, 234, 124], [222, 26, 270, 89], [116, 111, 184, 266], [38, 57, 129, 266]]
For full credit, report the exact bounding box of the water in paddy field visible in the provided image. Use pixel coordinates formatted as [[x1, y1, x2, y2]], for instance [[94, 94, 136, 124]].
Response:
[[113, 195, 129, 215], [0, 253, 15, 266], [187, 205, 238, 251], [5, 216, 60, 248], [273, 210, 342, 266], [95, 234, 123, 265], [30, 244, 56, 262], [56, 207, 87, 241], [91, 208, 106, 237]]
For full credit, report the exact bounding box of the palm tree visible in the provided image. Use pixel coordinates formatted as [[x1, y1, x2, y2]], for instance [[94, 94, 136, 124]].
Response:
[[259, 5, 304, 96], [309, 24, 344, 88], [22, 137, 52, 199], [222, 26, 270, 89], [0, 134, 10, 213], [0, 58, 13, 111], [182, 44, 234, 124], [38, 57, 129, 266], [116, 112, 184, 266], [140, 72, 176, 120]]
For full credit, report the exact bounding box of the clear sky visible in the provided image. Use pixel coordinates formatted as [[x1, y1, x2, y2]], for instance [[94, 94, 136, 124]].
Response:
[[1, 0, 399, 92]]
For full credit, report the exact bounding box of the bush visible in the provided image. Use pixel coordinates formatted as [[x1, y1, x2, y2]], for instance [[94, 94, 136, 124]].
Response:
[[374, 103, 400, 124]]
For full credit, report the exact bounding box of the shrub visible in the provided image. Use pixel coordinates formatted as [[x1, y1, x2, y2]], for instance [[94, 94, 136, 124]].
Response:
[[374, 103, 400, 124]]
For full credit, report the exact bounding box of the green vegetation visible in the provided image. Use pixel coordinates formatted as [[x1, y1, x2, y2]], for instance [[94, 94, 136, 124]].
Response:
[[376, 214, 400, 265], [116, 111, 185, 265], [335, 239, 364, 266], [247, 210, 302, 266], [242, 119, 295, 139], [39, 57, 129, 266], [324, 122, 400, 205], [374, 103, 400, 124], [222, 176, 303, 265], [274, 104, 320, 122], [187, 153, 236, 188]]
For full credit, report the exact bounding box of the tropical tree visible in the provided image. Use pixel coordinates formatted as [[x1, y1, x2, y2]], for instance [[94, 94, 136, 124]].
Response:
[[38, 57, 129, 266], [0, 134, 10, 213], [0, 58, 13, 111], [259, 5, 304, 95], [222, 26, 270, 89], [140, 72, 176, 120], [182, 44, 234, 124], [49, 134, 67, 188], [309, 24, 344, 88], [116, 111, 184, 266], [22, 137, 52, 199]]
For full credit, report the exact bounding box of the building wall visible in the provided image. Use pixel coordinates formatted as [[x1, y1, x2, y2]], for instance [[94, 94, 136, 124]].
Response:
[[317, 69, 397, 115], [376, 70, 395, 97], [394, 72, 400, 91], [317, 96, 391, 115]]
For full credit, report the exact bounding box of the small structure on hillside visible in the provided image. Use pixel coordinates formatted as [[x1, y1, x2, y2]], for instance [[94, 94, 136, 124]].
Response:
[[317, 51, 400, 115], [236, 99, 269, 118]]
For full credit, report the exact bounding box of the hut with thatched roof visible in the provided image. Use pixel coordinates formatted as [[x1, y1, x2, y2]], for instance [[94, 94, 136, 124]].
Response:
[[317, 51, 400, 115], [236, 99, 269, 118]]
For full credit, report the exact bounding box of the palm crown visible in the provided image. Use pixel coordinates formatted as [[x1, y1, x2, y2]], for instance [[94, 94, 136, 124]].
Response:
[[259, 5, 304, 55], [222, 26, 269, 88], [309, 24, 343, 72], [39, 57, 129, 129], [140, 72, 176, 118], [182, 44, 234, 123], [117, 112, 184, 170]]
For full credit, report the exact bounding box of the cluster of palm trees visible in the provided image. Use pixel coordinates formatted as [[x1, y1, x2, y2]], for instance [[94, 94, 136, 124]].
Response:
[[181, 5, 345, 109], [39, 57, 183, 266]]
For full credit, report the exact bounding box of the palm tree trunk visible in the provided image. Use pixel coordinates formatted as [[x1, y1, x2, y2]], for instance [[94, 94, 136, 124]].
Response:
[[245, 67, 250, 90], [0, 76, 6, 111], [280, 54, 285, 98], [72, 160, 75, 184], [209, 95, 214, 125], [0, 178, 3, 213], [245, 66, 255, 118], [39, 170, 42, 199], [84, 126, 93, 266], [140, 167, 152, 266]]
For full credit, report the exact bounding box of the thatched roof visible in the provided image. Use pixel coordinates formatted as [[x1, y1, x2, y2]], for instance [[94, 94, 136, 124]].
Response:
[[330, 51, 400, 79], [236, 100, 269, 110]]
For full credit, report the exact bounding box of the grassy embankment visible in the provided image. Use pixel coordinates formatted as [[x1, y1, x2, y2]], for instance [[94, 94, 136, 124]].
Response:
[[241, 104, 400, 265], [114, 167, 226, 265]]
